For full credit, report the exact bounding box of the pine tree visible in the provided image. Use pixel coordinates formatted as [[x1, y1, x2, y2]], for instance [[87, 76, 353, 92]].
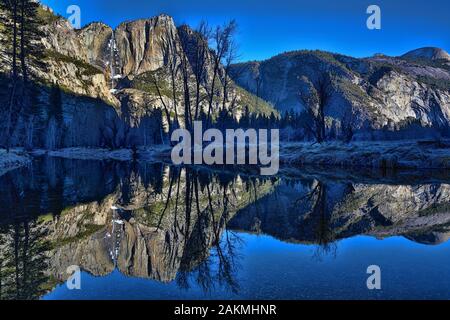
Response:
[[1, 0, 19, 152], [19, 0, 45, 83], [1, 0, 45, 151]]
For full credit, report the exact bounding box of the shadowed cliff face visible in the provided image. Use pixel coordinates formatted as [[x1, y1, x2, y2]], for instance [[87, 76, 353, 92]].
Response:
[[0, 7, 277, 149], [0, 158, 449, 299]]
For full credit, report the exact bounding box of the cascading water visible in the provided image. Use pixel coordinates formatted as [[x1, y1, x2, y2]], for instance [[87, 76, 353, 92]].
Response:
[[109, 208, 125, 267], [108, 30, 121, 93]]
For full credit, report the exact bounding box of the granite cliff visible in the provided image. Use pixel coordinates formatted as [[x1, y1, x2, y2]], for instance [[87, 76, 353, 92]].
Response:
[[230, 48, 450, 140], [0, 6, 275, 150]]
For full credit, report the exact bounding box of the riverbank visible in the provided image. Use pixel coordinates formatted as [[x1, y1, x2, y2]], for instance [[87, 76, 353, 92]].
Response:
[[2, 140, 450, 177], [136, 140, 450, 170], [0, 149, 32, 176], [31, 148, 134, 161], [280, 140, 450, 170]]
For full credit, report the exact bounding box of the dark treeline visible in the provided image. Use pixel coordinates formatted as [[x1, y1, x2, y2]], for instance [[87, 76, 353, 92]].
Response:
[[0, 0, 44, 152], [195, 106, 343, 142]]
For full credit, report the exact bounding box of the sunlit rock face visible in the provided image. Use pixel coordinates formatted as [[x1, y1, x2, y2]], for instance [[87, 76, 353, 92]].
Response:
[[41, 18, 88, 61], [0, 7, 275, 150], [115, 15, 179, 77], [1, 5, 449, 148], [78, 22, 114, 71], [402, 47, 450, 62], [38, 10, 272, 113], [39, 17, 118, 107], [230, 49, 450, 139]]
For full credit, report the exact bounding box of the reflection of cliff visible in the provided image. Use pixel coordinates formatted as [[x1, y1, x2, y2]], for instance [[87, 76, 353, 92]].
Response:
[[333, 184, 450, 243], [1, 157, 450, 300], [229, 179, 450, 246], [0, 161, 275, 286]]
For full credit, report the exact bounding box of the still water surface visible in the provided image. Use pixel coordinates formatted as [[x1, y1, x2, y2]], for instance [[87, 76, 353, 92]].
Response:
[[0, 157, 449, 300]]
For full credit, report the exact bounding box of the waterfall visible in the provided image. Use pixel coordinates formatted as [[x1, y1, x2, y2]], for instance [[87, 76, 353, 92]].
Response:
[[108, 30, 121, 92]]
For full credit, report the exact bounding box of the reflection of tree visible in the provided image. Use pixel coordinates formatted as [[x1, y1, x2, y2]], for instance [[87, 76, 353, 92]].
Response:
[[214, 230, 241, 294], [296, 180, 336, 259], [129, 165, 234, 292], [311, 182, 336, 259], [177, 229, 241, 295], [152, 167, 244, 294], [0, 164, 51, 300], [0, 220, 50, 300]]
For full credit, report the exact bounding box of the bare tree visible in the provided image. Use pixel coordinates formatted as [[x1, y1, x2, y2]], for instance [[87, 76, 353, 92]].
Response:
[[205, 20, 237, 128], [149, 70, 173, 135], [298, 73, 333, 143], [190, 21, 211, 120], [160, 32, 181, 128], [179, 48, 193, 131], [221, 34, 239, 112]]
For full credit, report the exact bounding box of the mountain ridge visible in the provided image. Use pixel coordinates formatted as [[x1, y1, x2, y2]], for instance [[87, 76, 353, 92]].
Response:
[[1, 4, 449, 150], [1, 6, 278, 149], [230, 48, 450, 140], [402, 47, 450, 62], [39, 9, 277, 115]]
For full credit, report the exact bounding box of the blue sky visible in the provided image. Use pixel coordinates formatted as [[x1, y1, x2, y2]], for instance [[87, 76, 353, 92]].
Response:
[[40, 0, 450, 62]]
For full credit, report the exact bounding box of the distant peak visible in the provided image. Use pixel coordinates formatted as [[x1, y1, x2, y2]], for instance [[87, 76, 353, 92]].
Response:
[[402, 47, 450, 61]]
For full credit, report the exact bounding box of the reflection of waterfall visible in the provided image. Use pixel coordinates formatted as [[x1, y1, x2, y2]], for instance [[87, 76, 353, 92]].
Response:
[[108, 30, 121, 93], [109, 208, 124, 267], [2, 159, 450, 297]]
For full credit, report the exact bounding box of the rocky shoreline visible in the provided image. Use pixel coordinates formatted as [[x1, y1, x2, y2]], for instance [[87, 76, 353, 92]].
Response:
[[2, 140, 450, 177], [31, 148, 134, 161], [0, 149, 32, 176], [280, 140, 450, 170]]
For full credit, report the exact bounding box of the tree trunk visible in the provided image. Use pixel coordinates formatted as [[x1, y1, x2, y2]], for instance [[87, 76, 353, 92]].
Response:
[[20, 0, 27, 83], [6, 1, 19, 153]]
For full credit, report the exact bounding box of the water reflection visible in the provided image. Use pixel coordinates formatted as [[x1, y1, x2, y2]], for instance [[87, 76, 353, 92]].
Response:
[[0, 157, 449, 300]]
